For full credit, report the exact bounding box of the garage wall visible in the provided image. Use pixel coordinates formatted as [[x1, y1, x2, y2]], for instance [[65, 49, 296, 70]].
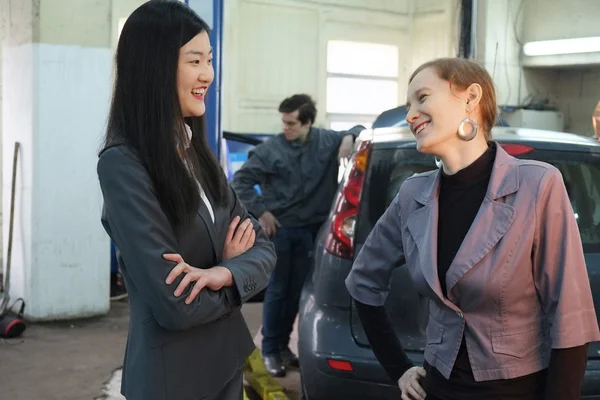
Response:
[[554, 69, 600, 136], [110, 0, 148, 48], [522, 0, 600, 42], [222, 0, 323, 133], [525, 68, 600, 136], [520, 0, 600, 136], [410, 0, 459, 76], [474, 0, 531, 108], [222, 0, 457, 133], [1, 0, 131, 319]]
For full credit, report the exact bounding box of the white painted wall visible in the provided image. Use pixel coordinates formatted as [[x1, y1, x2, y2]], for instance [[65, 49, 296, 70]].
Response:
[[110, 0, 147, 48], [2, 43, 35, 302], [1, 0, 134, 319], [524, 68, 600, 136], [0, 4, 6, 279], [522, 0, 600, 42], [516, 0, 599, 135], [37, 0, 148, 49], [2, 44, 112, 320], [409, 0, 459, 86], [475, 0, 528, 107], [1, 0, 36, 306], [223, 0, 321, 133], [39, 0, 111, 47], [222, 0, 456, 133], [35, 44, 112, 319], [471, 0, 597, 136], [523, 0, 600, 136]]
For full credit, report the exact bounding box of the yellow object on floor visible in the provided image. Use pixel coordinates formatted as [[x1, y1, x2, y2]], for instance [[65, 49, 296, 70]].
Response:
[[244, 349, 289, 400], [246, 348, 269, 375]]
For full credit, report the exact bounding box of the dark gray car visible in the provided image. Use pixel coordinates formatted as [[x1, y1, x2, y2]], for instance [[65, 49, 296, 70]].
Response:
[[298, 126, 600, 400]]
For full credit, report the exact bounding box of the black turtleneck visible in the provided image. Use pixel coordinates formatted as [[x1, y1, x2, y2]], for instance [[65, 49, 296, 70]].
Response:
[[355, 142, 587, 400], [436, 142, 496, 297]]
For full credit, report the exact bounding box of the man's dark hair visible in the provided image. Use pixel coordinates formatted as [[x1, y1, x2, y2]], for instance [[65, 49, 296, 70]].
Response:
[[102, 0, 228, 228], [278, 94, 317, 126]]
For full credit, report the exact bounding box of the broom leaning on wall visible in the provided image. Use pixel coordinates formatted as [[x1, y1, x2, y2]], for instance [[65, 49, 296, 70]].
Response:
[[0, 142, 26, 338]]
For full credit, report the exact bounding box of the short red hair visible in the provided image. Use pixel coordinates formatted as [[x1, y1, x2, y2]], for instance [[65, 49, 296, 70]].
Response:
[[410, 58, 497, 140]]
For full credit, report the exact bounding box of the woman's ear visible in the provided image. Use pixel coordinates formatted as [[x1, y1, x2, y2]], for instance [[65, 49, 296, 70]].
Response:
[[465, 83, 483, 111]]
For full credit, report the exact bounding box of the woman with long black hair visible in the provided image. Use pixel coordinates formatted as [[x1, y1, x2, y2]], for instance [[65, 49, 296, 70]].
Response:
[[97, 2, 276, 399]]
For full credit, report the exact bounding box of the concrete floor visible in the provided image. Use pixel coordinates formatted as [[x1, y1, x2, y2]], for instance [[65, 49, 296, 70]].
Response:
[[0, 300, 300, 400]]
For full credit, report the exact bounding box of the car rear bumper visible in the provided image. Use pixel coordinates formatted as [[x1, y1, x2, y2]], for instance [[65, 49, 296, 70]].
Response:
[[300, 360, 399, 400], [298, 292, 423, 400], [300, 351, 600, 400], [299, 291, 600, 399]]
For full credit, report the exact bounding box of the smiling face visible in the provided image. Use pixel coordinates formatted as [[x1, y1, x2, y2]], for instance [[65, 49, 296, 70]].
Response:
[[406, 66, 481, 155], [177, 31, 214, 118]]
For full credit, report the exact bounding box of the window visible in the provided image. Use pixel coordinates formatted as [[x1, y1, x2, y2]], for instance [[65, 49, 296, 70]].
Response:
[[326, 40, 399, 130], [357, 147, 600, 253]]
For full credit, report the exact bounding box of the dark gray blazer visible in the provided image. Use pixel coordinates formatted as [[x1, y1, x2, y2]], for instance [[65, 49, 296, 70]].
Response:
[[97, 145, 276, 400]]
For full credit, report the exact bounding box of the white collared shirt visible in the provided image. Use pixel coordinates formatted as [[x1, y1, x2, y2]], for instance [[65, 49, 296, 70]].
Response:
[[184, 124, 215, 223]]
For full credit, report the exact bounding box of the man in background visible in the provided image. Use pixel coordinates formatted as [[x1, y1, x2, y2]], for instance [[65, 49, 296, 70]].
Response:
[[110, 241, 127, 301], [232, 94, 364, 376]]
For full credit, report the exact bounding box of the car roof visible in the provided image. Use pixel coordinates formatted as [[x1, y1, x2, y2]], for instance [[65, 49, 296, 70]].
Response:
[[361, 126, 600, 149]]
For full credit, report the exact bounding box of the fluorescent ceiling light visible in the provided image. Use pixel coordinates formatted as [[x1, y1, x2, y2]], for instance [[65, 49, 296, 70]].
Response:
[[523, 36, 600, 56], [523, 37, 600, 56]]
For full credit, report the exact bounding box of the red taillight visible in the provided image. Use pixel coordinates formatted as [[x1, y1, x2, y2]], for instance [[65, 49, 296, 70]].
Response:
[[500, 143, 534, 156], [325, 141, 371, 259], [343, 170, 363, 206], [325, 191, 358, 259], [327, 359, 354, 372]]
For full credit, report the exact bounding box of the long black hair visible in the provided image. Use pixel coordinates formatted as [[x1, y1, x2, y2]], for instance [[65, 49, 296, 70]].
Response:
[[103, 0, 228, 228]]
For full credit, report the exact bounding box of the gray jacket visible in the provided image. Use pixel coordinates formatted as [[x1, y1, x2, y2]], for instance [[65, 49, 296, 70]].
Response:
[[346, 144, 600, 381], [231, 126, 363, 227], [97, 145, 276, 400]]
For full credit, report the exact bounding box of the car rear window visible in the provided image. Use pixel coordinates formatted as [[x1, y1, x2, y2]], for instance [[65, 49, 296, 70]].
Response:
[[356, 146, 600, 253]]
